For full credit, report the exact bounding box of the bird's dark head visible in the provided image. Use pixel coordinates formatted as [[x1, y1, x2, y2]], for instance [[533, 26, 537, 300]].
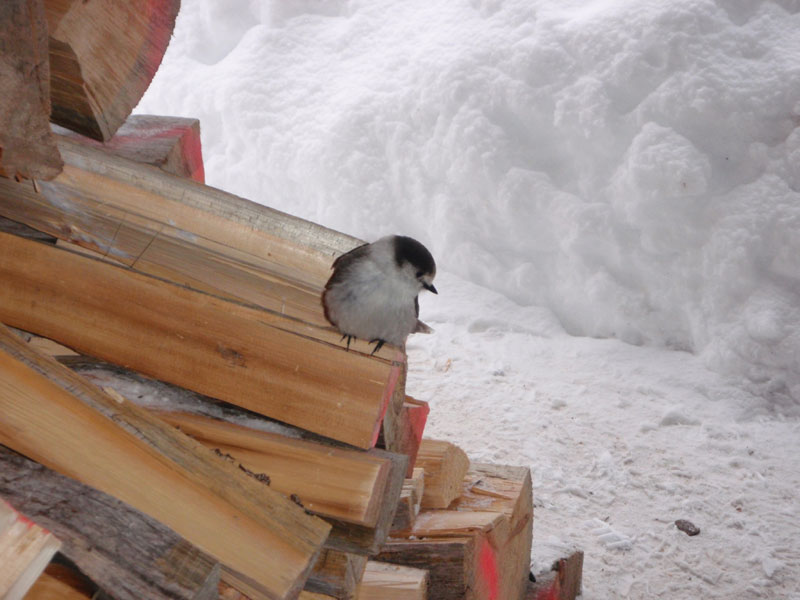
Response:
[[392, 235, 437, 294]]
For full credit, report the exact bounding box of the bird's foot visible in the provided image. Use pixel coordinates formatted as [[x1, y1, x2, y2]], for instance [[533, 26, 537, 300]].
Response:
[[369, 339, 386, 355], [340, 334, 355, 351]]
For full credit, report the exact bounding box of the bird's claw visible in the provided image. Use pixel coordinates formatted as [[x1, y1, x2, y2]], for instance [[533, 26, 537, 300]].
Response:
[[369, 339, 385, 355], [340, 334, 355, 351]]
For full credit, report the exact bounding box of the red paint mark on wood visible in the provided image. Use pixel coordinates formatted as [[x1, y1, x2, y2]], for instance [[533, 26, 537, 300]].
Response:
[[536, 584, 560, 600], [2, 500, 48, 533], [407, 401, 429, 446], [479, 538, 500, 600], [141, 0, 179, 77]]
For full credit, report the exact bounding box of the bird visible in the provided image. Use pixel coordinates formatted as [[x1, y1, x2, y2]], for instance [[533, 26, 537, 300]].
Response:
[[322, 235, 437, 354]]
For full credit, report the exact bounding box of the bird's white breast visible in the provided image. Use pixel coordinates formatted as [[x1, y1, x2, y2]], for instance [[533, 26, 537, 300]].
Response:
[[325, 257, 419, 346]]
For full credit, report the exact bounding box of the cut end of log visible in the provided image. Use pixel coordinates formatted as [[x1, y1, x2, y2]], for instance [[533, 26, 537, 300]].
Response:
[[46, 0, 181, 141], [416, 439, 470, 509]]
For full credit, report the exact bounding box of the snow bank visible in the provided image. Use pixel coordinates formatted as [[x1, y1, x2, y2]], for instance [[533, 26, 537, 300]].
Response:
[[137, 0, 800, 405]]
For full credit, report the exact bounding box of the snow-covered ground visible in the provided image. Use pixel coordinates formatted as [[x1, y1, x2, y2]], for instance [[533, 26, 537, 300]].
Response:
[[137, 1, 800, 597]]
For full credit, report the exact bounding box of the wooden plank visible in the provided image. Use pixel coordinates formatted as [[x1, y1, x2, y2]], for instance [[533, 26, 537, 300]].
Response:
[[0, 323, 330, 600], [0, 232, 395, 449], [307, 550, 367, 599], [0, 0, 63, 180], [0, 445, 220, 600], [155, 411, 394, 527], [0, 499, 61, 600], [356, 562, 427, 600], [416, 440, 470, 509], [46, 0, 180, 140], [53, 115, 205, 182]]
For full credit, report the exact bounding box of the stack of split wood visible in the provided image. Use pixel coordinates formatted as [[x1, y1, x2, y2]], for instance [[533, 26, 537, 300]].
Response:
[[0, 1, 583, 599]]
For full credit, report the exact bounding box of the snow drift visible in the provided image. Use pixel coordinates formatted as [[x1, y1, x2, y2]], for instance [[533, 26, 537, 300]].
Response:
[[137, 0, 800, 405]]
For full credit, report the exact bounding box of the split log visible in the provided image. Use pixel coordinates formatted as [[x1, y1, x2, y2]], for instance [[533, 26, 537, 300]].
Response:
[[0, 135, 362, 334], [307, 550, 367, 599], [46, 0, 180, 140], [155, 411, 400, 528], [0, 232, 396, 449], [0, 324, 330, 600], [356, 562, 427, 600], [452, 464, 534, 600], [390, 469, 425, 533], [21, 351, 407, 555], [416, 440, 470, 509], [0, 499, 61, 600], [0, 0, 63, 180], [525, 552, 584, 600], [0, 445, 220, 600], [378, 463, 533, 600], [53, 115, 205, 182]]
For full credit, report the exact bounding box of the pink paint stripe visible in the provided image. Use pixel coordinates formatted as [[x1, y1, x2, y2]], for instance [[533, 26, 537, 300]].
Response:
[[479, 538, 500, 600]]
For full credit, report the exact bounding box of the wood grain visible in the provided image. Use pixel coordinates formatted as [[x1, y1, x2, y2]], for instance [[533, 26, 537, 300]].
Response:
[[0, 0, 63, 180], [1, 446, 220, 600], [0, 233, 393, 448], [46, 0, 180, 140], [0, 499, 61, 600], [155, 411, 392, 527], [0, 323, 330, 600], [416, 440, 470, 509]]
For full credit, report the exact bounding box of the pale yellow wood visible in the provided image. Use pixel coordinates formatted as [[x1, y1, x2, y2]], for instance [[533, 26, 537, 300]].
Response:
[[356, 562, 427, 600], [416, 440, 470, 509], [407, 511, 509, 540], [155, 411, 391, 527], [0, 324, 330, 600], [0, 500, 61, 600], [0, 233, 394, 448]]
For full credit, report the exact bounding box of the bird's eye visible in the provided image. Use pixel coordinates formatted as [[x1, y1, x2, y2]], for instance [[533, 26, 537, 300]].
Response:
[[416, 270, 424, 278]]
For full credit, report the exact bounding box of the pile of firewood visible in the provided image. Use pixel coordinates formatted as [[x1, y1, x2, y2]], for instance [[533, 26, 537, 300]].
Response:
[[0, 1, 582, 599]]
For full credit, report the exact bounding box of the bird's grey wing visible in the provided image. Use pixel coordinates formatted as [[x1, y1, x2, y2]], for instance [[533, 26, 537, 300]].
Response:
[[326, 243, 370, 289]]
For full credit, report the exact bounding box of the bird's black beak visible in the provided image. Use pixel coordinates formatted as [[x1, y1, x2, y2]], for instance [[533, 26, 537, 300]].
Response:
[[424, 282, 438, 294]]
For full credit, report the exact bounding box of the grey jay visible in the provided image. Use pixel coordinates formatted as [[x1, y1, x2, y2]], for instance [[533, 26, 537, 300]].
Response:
[[322, 235, 437, 353]]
